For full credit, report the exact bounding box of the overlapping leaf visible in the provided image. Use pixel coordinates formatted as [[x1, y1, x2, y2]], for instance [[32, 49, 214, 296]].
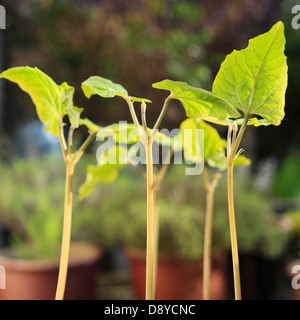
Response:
[[180, 118, 250, 170], [152, 79, 240, 120], [60, 82, 83, 129]]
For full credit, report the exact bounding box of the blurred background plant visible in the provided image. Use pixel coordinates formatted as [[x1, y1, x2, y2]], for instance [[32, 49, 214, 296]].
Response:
[[78, 164, 289, 262], [0, 154, 99, 260]]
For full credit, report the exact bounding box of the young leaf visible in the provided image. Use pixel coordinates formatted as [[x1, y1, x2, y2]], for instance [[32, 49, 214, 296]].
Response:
[[98, 123, 141, 144], [180, 118, 251, 171], [78, 164, 119, 200], [60, 82, 83, 129], [0, 67, 65, 136], [212, 21, 288, 126], [82, 76, 128, 98], [180, 118, 224, 164], [79, 118, 102, 133], [79, 145, 128, 200], [152, 79, 240, 120], [82, 76, 151, 104]]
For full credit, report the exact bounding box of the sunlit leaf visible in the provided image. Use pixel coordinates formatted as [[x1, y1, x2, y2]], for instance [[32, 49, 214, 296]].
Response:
[[79, 145, 128, 200], [79, 118, 102, 133], [152, 79, 240, 119], [0, 67, 65, 136], [60, 82, 83, 129], [82, 76, 128, 98], [212, 21, 288, 126]]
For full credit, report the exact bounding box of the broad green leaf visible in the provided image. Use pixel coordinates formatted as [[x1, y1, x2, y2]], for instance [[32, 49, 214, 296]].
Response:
[[152, 79, 240, 120], [79, 118, 102, 133], [212, 21, 288, 126], [79, 145, 128, 200], [82, 76, 128, 98], [0, 67, 65, 136], [60, 82, 83, 129]]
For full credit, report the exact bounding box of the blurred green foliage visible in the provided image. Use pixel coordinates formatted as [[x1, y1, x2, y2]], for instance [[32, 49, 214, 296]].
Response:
[[0, 154, 97, 260], [9, 0, 213, 129], [273, 149, 300, 199], [79, 164, 289, 261]]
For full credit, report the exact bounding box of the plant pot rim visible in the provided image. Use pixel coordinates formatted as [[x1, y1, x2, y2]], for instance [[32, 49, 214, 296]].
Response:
[[0, 241, 102, 271]]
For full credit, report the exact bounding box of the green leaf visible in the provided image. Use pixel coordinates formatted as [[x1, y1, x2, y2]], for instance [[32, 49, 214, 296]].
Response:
[[79, 118, 102, 133], [79, 145, 128, 200], [60, 82, 83, 129], [212, 21, 288, 126], [180, 118, 251, 171], [234, 154, 251, 167], [78, 164, 119, 200], [0, 67, 65, 136], [97, 122, 181, 150], [98, 123, 142, 144], [207, 154, 251, 171], [82, 76, 128, 98], [180, 118, 224, 164], [152, 130, 183, 152], [152, 79, 240, 119]]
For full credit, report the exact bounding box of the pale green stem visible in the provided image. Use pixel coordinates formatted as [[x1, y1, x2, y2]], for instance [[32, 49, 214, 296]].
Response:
[[226, 114, 249, 300], [59, 123, 68, 162], [151, 95, 172, 139], [152, 148, 173, 298], [145, 140, 155, 300], [55, 127, 96, 300], [73, 131, 97, 164], [203, 169, 221, 300], [227, 159, 241, 300], [55, 162, 74, 300], [203, 169, 213, 300], [68, 126, 75, 157], [153, 184, 159, 299]]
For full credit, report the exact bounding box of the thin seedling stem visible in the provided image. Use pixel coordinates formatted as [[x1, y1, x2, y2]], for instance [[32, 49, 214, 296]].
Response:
[[145, 140, 155, 300], [55, 162, 74, 300]]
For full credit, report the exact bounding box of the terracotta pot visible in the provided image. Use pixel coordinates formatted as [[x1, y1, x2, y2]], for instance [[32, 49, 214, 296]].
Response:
[[125, 248, 227, 300], [0, 242, 102, 300]]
